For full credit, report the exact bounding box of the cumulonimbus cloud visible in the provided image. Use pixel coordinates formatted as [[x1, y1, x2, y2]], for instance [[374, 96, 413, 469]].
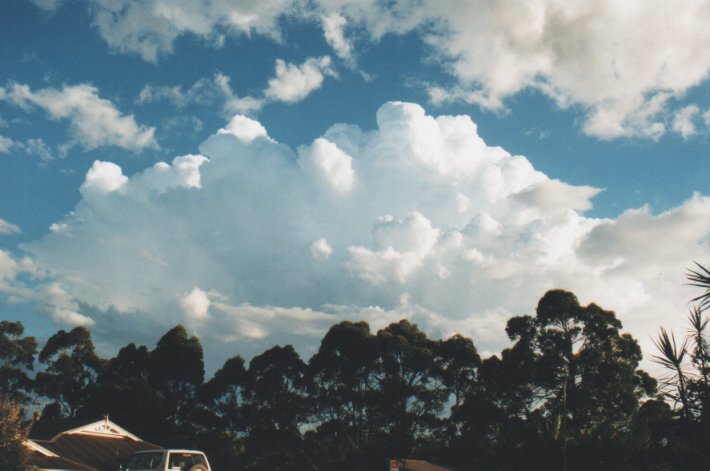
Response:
[[9, 101, 707, 368]]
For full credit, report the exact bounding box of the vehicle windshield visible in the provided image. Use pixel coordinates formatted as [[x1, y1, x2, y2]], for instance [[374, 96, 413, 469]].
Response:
[[124, 451, 163, 470], [167, 452, 207, 470]]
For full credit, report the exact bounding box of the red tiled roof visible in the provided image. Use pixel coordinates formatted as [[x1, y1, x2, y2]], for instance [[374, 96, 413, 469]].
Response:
[[35, 434, 159, 471], [25, 449, 96, 471], [401, 459, 453, 471]]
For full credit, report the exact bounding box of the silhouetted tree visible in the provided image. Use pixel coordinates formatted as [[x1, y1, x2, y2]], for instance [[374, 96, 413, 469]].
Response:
[[83, 343, 163, 439], [438, 334, 480, 410], [372, 320, 448, 457], [0, 321, 36, 404], [35, 326, 103, 418], [195, 355, 248, 469], [652, 328, 689, 420], [306, 321, 379, 470], [149, 325, 204, 445], [241, 345, 309, 471], [455, 290, 654, 470]]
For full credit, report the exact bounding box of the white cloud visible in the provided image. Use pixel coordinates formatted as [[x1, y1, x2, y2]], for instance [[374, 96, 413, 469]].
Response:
[[81, 161, 128, 194], [413, 0, 710, 139], [0, 219, 21, 236], [139, 62, 338, 118], [512, 179, 601, 213], [89, 0, 296, 62], [218, 116, 270, 143], [1, 82, 157, 151], [138, 73, 264, 116], [322, 12, 354, 64], [0, 135, 14, 153], [672, 105, 700, 139], [0, 251, 92, 328], [0, 250, 18, 281], [298, 138, 355, 194], [29, 0, 63, 13], [214, 73, 265, 115], [265, 57, 335, 103], [311, 238, 333, 259], [181, 287, 211, 322], [16, 102, 710, 368], [46, 283, 94, 327], [83, 1, 710, 141], [22, 138, 54, 161]]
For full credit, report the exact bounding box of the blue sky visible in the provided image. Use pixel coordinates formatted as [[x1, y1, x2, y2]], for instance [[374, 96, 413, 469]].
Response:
[[2, 0, 710, 370]]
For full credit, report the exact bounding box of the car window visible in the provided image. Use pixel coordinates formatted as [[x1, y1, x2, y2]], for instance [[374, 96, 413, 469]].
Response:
[[167, 452, 206, 470], [125, 451, 163, 470]]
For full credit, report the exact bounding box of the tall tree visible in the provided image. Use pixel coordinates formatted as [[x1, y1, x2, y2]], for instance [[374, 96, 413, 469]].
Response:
[[307, 321, 379, 469], [372, 320, 448, 455], [0, 321, 36, 404], [35, 326, 102, 418], [82, 343, 163, 439], [686, 305, 710, 423], [438, 334, 480, 409], [652, 328, 689, 420], [200, 355, 247, 435], [498, 290, 654, 469], [195, 355, 247, 469], [653, 265, 710, 423], [148, 325, 204, 439], [241, 345, 309, 471]]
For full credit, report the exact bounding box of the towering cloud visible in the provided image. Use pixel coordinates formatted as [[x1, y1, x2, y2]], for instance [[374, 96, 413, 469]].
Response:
[[17, 102, 708, 366]]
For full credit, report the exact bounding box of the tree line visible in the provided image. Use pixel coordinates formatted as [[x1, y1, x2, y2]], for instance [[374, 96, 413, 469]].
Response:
[[2, 276, 710, 470]]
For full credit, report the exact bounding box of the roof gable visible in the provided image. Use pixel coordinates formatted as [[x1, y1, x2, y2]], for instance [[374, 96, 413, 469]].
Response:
[[60, 417, 142, 441], [25, 417, 161, 471]]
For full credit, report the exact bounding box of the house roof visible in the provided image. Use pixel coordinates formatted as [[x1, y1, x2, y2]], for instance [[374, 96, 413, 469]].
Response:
[[401, 459, 453, 471], [24, 450, 97, 471], [25, 417, 161, 471]]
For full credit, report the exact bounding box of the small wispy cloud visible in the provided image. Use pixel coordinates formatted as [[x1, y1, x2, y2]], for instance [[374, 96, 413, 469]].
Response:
[[0, 219, 21, 236], [1, 82, 158, 152]]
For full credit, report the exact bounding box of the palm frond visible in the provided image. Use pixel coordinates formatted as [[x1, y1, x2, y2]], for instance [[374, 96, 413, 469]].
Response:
[[687, 305, 710, 335], [687, 262, 710, 310], [651, 328, 688, 370]]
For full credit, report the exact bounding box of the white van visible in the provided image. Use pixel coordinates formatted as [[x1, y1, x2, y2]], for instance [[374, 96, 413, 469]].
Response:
[[121, 449, 211, 471]]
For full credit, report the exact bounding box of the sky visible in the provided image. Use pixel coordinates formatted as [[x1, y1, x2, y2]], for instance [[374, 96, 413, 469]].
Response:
[[1, 0, 710, 372]]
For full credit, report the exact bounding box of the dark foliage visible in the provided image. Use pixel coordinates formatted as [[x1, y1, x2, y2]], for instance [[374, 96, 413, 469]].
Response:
[[0, 321, 36, 404], [15, 280, 710, 470]]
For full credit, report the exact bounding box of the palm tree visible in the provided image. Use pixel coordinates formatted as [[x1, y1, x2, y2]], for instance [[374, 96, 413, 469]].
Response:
[[652, 328, 689, 420], [687, 306, 709, 386], [687, 262, 710, 311]]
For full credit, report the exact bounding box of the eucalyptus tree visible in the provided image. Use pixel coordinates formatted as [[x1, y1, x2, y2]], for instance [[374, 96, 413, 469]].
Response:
[[0, 321, 36, 404], [241, 345, 309, 471], [306, 321, 379, 468], [464, 290, 654, 469], [438, 334, 481, 410], [372, 320, 449, 455], [35, 326, 103, 418], [195, 355, 247, 470], [148, 325, 205, 436], [82, 342, 163, 441]]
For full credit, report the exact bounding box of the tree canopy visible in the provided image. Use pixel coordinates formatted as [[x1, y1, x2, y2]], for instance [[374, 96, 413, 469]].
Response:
[[12, 282, 710, 470]]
